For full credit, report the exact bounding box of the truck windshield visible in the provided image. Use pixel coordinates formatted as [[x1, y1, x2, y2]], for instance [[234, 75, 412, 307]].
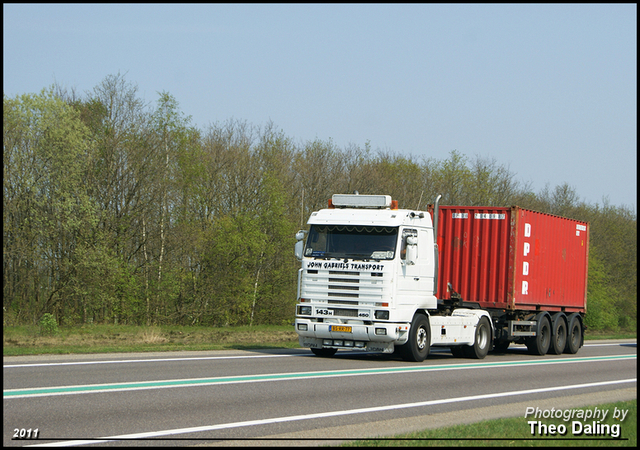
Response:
[[304, 225, 398, 260]]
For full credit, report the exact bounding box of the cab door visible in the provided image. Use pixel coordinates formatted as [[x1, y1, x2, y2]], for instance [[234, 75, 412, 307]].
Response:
[[398, 228, 430, 305]]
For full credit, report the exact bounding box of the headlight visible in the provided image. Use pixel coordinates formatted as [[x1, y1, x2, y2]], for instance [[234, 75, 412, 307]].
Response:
[[375, 310, 389, 320], [298, 305, 312, 315]]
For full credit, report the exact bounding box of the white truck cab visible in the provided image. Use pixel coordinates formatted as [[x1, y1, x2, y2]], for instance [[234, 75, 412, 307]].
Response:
[[294, 194, 492, 362]]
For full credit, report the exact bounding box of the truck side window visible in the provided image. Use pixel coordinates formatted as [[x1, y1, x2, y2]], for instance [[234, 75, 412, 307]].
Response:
[[400, 229, 418, 260]]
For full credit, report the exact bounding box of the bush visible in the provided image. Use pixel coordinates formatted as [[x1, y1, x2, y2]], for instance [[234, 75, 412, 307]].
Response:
[[39, 313, 59, 336]]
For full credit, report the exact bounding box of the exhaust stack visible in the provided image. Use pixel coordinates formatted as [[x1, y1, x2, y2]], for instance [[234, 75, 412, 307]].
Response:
[[433, 194, 442, 295]]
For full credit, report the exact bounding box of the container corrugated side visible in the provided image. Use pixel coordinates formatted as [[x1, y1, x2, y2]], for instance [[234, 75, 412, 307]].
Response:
[[510, 207, 588, 312], [432, 206, 512, 308], [430, 205, 588, 313]]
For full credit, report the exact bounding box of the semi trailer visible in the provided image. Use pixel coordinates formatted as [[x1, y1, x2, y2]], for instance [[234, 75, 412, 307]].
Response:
[[294, 194, 589, 362]]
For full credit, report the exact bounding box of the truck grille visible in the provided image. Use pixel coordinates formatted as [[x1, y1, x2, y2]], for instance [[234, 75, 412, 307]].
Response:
[[301, 267, 388, 304], [328, 292, 359, 298], [328, 308, 358, 317], [328, 271, 360, 298], [328, 300, 358, 305]]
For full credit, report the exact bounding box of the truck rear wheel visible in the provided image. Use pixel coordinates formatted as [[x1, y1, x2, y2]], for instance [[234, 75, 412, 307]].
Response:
[[564, 314, 582, 354], [311, 348, 337, 357], [463, 316, 491, 359], [548, 314, 567, 355], [397, 314, 430, 362], [526, 314, 551, 355]]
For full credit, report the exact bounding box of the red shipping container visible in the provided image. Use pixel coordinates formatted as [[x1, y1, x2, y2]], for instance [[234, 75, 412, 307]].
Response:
[[428, 206, 589, 313]]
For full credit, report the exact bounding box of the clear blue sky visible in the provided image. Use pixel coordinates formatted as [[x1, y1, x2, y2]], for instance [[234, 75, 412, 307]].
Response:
[[4, 4, 637, 209]]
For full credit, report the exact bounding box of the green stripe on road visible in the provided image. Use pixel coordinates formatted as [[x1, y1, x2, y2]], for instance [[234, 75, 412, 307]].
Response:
[[4, 354, 635, 398]]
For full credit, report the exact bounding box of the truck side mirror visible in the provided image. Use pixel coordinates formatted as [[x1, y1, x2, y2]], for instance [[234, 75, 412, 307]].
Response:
[[294, 230, 307, 261], [405, 236, 418, 265]]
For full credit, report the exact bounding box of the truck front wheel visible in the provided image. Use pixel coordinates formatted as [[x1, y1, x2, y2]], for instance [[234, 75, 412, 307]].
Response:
[[397, 314, 431, 362], [464, 316, 491, 359]]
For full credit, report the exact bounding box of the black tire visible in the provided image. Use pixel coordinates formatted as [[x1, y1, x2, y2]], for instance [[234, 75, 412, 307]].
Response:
[[526, 314, 551, 355], [311, 348, 337, 357], [548, 314, 567, 355], [463, 316, 491, 359], [564, 314, 582, 354], [397, 314, 431, 362]]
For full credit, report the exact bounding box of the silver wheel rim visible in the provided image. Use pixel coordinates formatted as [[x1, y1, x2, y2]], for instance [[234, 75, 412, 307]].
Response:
[[416, 327, 427, 350], [478, 324, 488, 349]]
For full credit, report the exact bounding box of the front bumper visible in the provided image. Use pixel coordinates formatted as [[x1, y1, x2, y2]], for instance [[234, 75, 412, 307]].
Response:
[[294, 318, 409, 353]]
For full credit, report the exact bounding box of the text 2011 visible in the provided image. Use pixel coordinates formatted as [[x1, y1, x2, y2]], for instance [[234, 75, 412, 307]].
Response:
[[13, 428, 39, 440]]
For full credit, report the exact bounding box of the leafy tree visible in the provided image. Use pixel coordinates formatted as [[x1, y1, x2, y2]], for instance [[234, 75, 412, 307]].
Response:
[[293, 138, 345, 216], [433, 150, 471, 205], [584, 250, 620, 331], [4, 89, 94, 324], [3, 75, 636, 331], [370, 151, 424, 209], [465, 155, 522, 206]]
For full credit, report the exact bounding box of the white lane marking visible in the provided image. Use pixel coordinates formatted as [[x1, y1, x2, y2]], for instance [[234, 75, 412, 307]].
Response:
[[4, 353, 295, 368], [6, 354, 636, 399], [584, 342, 637, 347], [5, 340, 636, 368], [6, 355, 637, 399], [27, 378, 637, 447]]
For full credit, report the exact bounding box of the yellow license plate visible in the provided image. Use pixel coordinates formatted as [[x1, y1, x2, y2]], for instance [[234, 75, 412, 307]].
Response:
[[330, 325, 352, 333]]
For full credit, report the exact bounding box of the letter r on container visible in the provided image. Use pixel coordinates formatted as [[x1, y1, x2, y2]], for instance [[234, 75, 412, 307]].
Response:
[[522, 281, 528, 295]]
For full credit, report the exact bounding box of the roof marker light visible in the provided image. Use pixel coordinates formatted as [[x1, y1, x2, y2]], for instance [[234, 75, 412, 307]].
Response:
[[330, 194, 394, 209]]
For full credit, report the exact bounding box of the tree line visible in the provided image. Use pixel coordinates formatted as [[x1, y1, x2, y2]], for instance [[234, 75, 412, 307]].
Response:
[[3, 74, 636, 331]]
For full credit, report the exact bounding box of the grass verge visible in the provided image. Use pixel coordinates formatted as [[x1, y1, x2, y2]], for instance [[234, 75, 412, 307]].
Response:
[[3, 324, 300, 356], [342, 400, 636, 447]]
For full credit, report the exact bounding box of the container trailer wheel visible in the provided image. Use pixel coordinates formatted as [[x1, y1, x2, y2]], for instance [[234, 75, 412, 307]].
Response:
[[548, 314, 567, 355], [564, 314, 582, 354], [311, 348, 337, 357], [397, 314, 431, 362], [526, 313, 551, 355], [463, 316, 491, 359]]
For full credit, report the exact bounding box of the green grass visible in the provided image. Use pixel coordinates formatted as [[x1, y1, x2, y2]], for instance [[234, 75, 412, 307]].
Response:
[[583, 330, 637, 340], [342, 400, 636, 447], [3, 324, 300, 356]]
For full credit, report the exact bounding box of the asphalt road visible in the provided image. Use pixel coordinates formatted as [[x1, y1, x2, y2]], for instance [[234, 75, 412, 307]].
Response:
[[3, 339, 637, 447]]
